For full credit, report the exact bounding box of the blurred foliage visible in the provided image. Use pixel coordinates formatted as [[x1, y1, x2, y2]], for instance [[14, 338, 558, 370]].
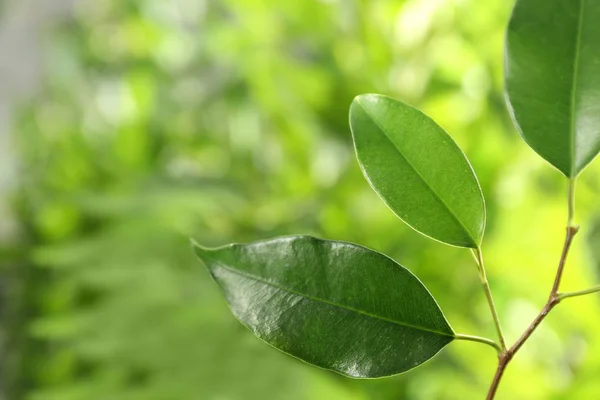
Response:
[[5, 0, 600, 399]]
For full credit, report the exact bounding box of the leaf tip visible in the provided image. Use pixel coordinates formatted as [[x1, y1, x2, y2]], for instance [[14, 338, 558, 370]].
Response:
[[189, 239, 215, 264]]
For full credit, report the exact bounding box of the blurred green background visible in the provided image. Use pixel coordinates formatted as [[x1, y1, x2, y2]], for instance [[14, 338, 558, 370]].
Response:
[[2, 0, 600, 399]]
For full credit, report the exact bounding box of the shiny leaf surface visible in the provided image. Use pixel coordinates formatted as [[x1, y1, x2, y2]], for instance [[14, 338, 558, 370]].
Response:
[[194, 236, 454, 378], [349, 94, 485, 248], [505, 0, 600, 177]]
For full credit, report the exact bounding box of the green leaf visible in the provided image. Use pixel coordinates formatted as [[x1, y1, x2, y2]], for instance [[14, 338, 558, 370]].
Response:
[[349, 94, 485, 248], [193, 236, 454, 378], [505, 0, 600, 177]]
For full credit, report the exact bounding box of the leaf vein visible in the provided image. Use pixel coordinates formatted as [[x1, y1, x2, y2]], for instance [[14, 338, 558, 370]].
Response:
[[211, 262, 455, 338]]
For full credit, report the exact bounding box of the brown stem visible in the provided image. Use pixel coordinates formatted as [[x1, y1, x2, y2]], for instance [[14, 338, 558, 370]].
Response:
[[486, 225, 579, 400], [487, 353, 509, 400]]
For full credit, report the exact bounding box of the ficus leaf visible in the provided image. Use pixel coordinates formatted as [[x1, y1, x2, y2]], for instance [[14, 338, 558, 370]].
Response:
[[193, 236, 455, 378], [505, 0, 600, 177], [349, 94, 485, 248]]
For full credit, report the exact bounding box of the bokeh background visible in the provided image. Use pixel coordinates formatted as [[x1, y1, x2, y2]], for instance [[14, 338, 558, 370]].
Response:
[[1, 0, 600, 399]]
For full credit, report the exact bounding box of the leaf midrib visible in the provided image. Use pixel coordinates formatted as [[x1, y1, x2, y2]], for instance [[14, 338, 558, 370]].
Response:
[[569, 0, 585, 176], [355, 99, 477, 245], [211, 261, 455, 338]]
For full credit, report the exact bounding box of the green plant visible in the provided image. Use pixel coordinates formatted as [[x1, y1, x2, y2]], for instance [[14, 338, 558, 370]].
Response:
[[193, 0, 600, 398]]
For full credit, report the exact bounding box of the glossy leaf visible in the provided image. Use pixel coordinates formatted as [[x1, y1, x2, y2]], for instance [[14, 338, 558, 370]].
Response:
[[349, 94, 485, 248], [505, 0, 600, 177], [193, 236, 455, 378]]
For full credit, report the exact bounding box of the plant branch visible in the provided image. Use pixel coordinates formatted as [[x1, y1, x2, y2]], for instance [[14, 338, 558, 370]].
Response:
[[472, 248, 507, 351], [486, 225, 579, 399], [455, 333, 502, 353], [559, 284, 600, 300]]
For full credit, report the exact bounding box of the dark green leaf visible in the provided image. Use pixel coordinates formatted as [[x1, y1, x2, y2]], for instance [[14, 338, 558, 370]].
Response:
[[193, 236, 454, 378], [349, 94, 485, 248], [505, 0, 600, 177]]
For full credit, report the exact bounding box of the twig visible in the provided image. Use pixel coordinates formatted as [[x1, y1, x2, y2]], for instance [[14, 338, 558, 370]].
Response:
[[486, 177, 579, 399], [559, 284, 600, 300]]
